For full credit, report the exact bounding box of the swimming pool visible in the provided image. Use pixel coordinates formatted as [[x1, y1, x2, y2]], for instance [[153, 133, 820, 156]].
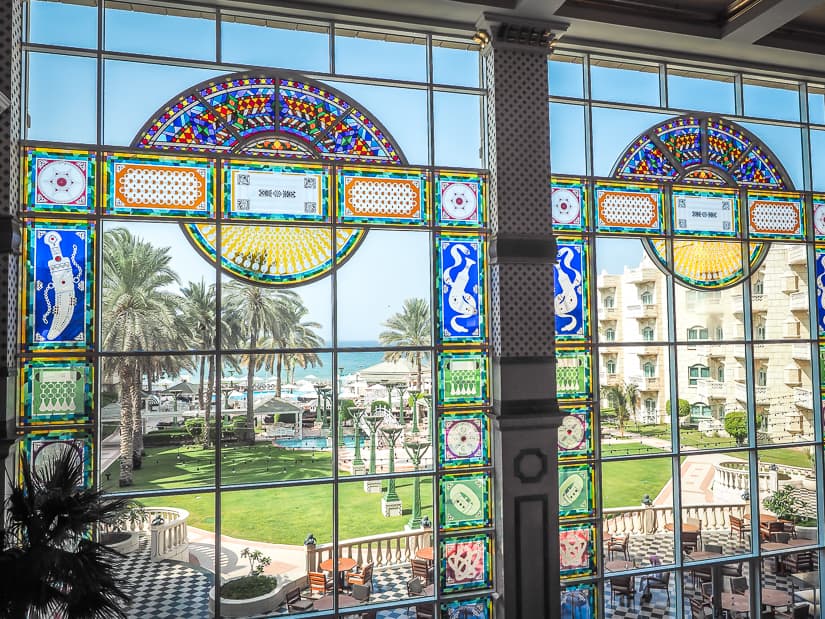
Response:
[[274, 436, 365, 449]]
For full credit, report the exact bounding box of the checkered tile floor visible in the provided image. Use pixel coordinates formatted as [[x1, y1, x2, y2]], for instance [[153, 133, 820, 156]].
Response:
[[114, 534, 214, 619], [604, 530, 819, 618], [114, 538, 430, 619]]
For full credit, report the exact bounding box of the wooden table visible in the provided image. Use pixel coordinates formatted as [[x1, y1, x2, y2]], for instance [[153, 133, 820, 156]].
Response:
[[760, 587, 792, 609], [762, 538, 812, 551], [605, 560, 633, 572], [320, 557, 358, 573], [719, 592, 750, 614], [313, 594, 361, 611], [319, 557, 358, 591], [664, 522, 700, 533], [416, 547, 434, 561], [685, 551, 723, 562]]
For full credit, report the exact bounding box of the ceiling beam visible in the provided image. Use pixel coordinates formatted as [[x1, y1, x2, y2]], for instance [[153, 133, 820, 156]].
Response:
[[722, 0, 824, 43]]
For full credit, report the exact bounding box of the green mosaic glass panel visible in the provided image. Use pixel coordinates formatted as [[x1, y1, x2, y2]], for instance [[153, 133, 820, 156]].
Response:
[[20, 429, 94, 489], [24, 147, 95, 214], [558, 405, 594, 460], [559, 464, 595, 519], [438, 351, 488, 406], [435, 171, 486, 227], [20, 358, 92, 425], [440, 472, 491, 531], [556, 347, 591, 400], [440, 533, 493, 593], [103, 152, 215, 218], [439, 411, 490, 469]]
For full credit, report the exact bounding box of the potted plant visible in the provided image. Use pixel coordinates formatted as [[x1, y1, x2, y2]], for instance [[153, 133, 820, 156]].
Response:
[[208, 547, 279, 618], [763, 487, 817, 539], [0, 443, 132, 618], [99, 502, 147, 554]]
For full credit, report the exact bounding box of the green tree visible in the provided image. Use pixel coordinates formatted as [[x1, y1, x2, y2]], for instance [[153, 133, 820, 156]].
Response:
[[180, 279, 242, 448], [223, 282, 300, 443], [600, 381, 640, 437], [724, 410, 762, 446], [666, 398, 691, 419], [379, 298, 431, 390], [0, 444, 131, 618], [101, 228, 182, 486]]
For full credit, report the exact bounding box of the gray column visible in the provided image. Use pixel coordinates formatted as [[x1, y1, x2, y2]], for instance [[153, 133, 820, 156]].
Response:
[[478, 13, 568, 619], [0, 0, 23, 507]]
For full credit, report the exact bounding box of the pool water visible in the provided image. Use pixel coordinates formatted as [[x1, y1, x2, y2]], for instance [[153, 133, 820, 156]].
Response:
[[274, 436, 365, 449]]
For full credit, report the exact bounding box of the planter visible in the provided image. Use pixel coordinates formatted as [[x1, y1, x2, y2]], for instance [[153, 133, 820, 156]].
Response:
[[208, 577, 280, 618], [796, 524, 817, 540], [102, 531, 140, 554], [802, 477, 817, 491]]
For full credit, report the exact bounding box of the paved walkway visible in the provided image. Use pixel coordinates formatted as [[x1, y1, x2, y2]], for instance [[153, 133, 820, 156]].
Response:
[[654, 453, 733, 506]]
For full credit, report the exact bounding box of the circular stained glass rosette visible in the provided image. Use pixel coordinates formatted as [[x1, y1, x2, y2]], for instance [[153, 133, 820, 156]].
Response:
[[185, 224, 364, 285], [613, 114, 793, 289], [647, 239, 766, 289], [136, 73, 404, 285]]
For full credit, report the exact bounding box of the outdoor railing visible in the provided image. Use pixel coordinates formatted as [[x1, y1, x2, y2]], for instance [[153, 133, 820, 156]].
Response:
[[603, 503, 746, 536], [306, 528, 433, 572], [147, 507, 189, 563]]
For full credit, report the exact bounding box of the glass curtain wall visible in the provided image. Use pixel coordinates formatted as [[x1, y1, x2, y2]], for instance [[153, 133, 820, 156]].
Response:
[[552, 52, 825, 618], [18, 3, 493, 618]]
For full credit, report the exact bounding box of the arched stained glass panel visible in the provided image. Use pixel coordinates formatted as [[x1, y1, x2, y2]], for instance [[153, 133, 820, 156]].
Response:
[[136, 73, 405, 285]]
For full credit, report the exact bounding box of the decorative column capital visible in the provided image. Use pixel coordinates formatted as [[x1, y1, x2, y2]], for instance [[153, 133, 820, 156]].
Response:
[[475, 13, 568, 53]]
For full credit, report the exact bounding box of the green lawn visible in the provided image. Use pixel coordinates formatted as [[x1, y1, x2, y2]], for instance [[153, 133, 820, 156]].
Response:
[[102, 443, 334, 492], [601, 459, 673, 509], [105, 443, 435, 545]]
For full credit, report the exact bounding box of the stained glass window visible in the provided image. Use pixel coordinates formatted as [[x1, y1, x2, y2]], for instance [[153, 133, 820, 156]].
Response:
[[19, 15, 489, 616]]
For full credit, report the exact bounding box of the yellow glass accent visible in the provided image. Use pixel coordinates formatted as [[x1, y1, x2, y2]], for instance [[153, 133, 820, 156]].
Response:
[[651, 239, 762, 288], [186, 223, 362, 284]]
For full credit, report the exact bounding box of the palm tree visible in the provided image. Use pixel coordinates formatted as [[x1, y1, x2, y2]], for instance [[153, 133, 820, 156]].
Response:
[[223, 281, 297, 443], [0, 444, 131, 618], [379, 298, 431, 391], [180, 279, 242, 447], [600, 381, 640, 437], [101, 228, 181, 486], [273, 295, 324, 396]]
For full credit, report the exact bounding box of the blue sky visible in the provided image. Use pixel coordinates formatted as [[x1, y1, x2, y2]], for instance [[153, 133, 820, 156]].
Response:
[[25, 3, 478, 341]]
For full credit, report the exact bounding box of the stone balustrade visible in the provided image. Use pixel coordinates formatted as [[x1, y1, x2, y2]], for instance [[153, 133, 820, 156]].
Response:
[[148, 507, 189, 562], [603, 503, 746, 536], [306, 528, 433, 573]]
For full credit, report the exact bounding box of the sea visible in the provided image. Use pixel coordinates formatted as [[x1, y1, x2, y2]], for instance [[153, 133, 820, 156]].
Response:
[[222, 341, 387, 384]]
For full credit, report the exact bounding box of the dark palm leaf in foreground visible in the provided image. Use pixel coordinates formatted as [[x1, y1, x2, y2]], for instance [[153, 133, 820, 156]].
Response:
[[0, 444, 132, 618]]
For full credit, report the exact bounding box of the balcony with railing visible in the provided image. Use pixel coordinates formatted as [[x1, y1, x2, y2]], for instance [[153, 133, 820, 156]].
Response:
[[794, 387, 814, 409], [695, 378, 725, 399], [734, 383, 768, 403], [792, 343, 812, 361], [786, 245, 807, 265], [789, 291, 810, 312], [626, 303, 659, 319], [625, 267, 659, 284]]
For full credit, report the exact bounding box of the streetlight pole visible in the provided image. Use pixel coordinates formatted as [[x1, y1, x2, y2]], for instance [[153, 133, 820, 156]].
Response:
[[407, 387, 421, 435], [363, 411, 384, 493], [380, 424, 403, 517], [403, 435, 430, 529], [349, 406, 367, 475]]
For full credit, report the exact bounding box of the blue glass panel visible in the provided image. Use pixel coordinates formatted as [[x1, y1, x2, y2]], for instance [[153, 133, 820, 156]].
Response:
[[816, 249, 825, 336], [555, 238, 588, 341], [438, 237, 485, 343], [24, 221, 94, 351]]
